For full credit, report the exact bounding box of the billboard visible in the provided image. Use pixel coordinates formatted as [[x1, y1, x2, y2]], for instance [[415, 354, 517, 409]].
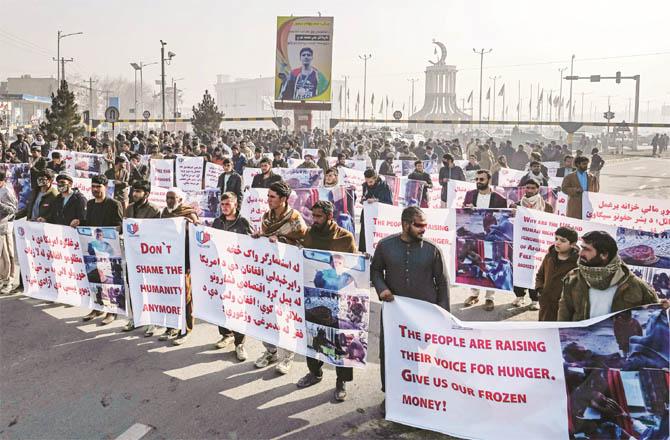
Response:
[[275, 16, 333, 109]]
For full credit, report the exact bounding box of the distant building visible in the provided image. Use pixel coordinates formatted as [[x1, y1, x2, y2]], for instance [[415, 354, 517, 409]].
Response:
[[213, 74, 344, 129], [0, 75, 57, 130]]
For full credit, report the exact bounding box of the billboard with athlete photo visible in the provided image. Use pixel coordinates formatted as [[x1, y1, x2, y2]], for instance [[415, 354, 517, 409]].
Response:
[[275, 16, 333, 105]]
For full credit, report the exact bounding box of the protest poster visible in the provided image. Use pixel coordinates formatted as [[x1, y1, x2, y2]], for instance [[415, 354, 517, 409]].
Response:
[[276, 168, 323, 188], [582, 192, 670, 233], [303, 249, 370, 367], [59, 151, 109, 178], [362, 203, 454, 277], [501, 186, 560, 212], [338, 167, 365, 208], [375, 159, 402, 176], [383, 296, 669, 440], [383, 175, 425, 207], [147, 186, 169, 210], [150, 159, 175, 189], [497, 167, 527, 187], [289, 187, 356, 234], [445, 180, 479, 208], [184, 188, 220, 225], [454, 209, 515, 292], [617, 228, 670, 299], [325, 157, 367, 172], [0, 163, 31, 210], [303, 148, 319, 159], [175, 156, 204, 191], [240, 188, 269, 231], [242, 167, 262, 189], [123, 218, 186, 329], [512, 207, 617, 289], [275, 16, 333, 103], [77, 226, 128, 315], [204, 162, 224, 189], [190, 227, 306, 352], [13, 219, 90, 307]]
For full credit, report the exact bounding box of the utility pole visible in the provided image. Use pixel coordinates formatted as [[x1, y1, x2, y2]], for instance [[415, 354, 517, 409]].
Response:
[[88, 77, 97, 118], [408, 78, 418, 117], [160, 40, 167, 127], [558, 67, 567, 120], [568, 54, 575, 121], [342, 75, 349, 119], [359, 54, 372, 121], [473, 48, 493, 123], [489, 75, 500, 121], [55, 31, 83, 89], [59, 58, 73, 84]]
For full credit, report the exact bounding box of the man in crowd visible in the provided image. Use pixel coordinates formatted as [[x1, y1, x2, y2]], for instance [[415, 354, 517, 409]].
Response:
[[231, 145, 247, 175], [561, 155, 599, 219], [81, 175, 124, 325], [296, 200, 357, 401], [104, 156, 130, 210], [246, 147, 264, 168], [158, 188, 199, 345], [17, 169, 58, 221], [510, 144, 529, 170], [252, 181, 307, 374], [534, 226, 579, 321], [297, 153, 319, 169], [48, 174, 87, 227], [378, 153, 396, 177], [359, 169, 393, 252], [128, 154, 149, 187], [556, 155, 574, 177], [589, 148, 605, 180], [47, 151, 66, 174], [10, 133, 30, 163], [323, 167, 339, 188], [251, 158, 282, 189], [372, 206, 449, 412], [0, 172, 18, 295], [464, 154, 480, 171], [558, 231, 658, 321], [407, 160, 433, 208], [122, 180, 161, 333], [217, 158, 243, 202], [438, 153, 466, 208], [463, 170, 509, 311], [211, 192, 252, 361], [272, 150, 288, 168], [519, 161, 549, 187], [509, 178, 553, 309]]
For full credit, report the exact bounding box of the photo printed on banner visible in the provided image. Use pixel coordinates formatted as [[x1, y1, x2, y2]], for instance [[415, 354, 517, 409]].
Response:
[[617, 228, 670, 299]]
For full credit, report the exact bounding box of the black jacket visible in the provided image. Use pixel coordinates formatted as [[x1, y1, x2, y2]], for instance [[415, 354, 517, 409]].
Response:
[[217, 171, 243, 200], [211, 215, 253, 235], [85, 197, 124, 228], [48, 189, 87, 225], [251, 172, 282, 189], [16, 187, 59, 220]]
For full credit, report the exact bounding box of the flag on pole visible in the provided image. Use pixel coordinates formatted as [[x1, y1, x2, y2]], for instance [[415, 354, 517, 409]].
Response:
[[378, 100, 383, 114], [498, 84, 505, 97], [338, 86, 343, 113], [554, 96, 559, 107], [386, 95, 389, 109], [560, 97, 564, 107], [356, 92, 360, 105], [467, 90, 473, 103], [566, 98, 570, 108], [391, 100, 394, 109], [538, 89, 544, 103], [486, 88, 490, 100], [402, 103, 405, 112], [347, 89, 350, 99], [547, 91, 552, 105]]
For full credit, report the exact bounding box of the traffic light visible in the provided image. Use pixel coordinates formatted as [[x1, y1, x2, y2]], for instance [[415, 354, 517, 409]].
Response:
[[615, 71, 621, 84]]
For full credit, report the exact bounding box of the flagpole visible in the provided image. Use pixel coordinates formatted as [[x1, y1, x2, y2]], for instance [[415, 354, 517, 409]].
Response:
[[502, 85, 505, 121], [517, 80, 521, 124]]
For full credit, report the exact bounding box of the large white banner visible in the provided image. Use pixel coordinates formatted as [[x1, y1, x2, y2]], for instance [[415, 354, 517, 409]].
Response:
[[175, 156, 204, 191], [190, 227, 306, 352], [14, 220, 90, 307], [204, 162, 224, 189], [150, 159, 175, 189], [384, 297, 669, 439], [512, 207, 617, 289], [338, 167, 365, 209], [240, 188, 269, 231], [123, 218, 186, 329], [583, 192, 670, 233], [497, 167, 527, 187]]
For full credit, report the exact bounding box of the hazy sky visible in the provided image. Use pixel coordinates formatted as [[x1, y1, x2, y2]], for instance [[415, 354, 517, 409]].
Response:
[[2, 0, 670, 121]]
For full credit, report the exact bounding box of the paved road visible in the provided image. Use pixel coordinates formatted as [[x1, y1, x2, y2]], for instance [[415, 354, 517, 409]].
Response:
[[1, 156, 668, 440]]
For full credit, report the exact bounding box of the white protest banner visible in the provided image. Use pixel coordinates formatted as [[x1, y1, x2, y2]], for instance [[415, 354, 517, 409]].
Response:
[[147, 186, 169, 210], [276, 168, 324, 188], [150, 159, 175, 189], [384, 296, 669, 440], [242, 167, 262, 188], [190, 227, 306, 352], [303, 148, 319, 159], [326, 158, 367, 172], [363, 203, 454, 274], [498, 167, 527, 187], [512, 207, 617, 289], [175, 156, 204, 191], [446, 180, 477, 208], [204, 162, 224, 189], [583, 192, 670, 233], [123, 218, 186, 329], [13, 219, 91, 307], [554, 191, 568, 216], [540, 161, 560, 178], [240, 188, 269, 231], [287, 158, 303, 169], [77, 226, 128, 315], [303, 249, 370, 367], [339, 167, 365, 208]]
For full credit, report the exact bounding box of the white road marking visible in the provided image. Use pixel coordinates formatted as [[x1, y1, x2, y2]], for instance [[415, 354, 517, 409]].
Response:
[[164, 360, 234, 380], [53, 332, 117, 347], [77, 320, 127, 333], [136, 341, 155, 346], [114, 423, 152, 440], [638, 184, 647, 190], [65, 320, 78, 324]]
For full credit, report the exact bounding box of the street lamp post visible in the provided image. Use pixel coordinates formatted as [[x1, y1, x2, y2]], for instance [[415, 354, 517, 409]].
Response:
[[489, 75, 501, 121], [131, 61, 158, 115], [359, 54, 372, 122], [408, 78, 418, 116], [160, 41, 176, 129], [473, 48, 493, 123], [56, 30, 83, 89]]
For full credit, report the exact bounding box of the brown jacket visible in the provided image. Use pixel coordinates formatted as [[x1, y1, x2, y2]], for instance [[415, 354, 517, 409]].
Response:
[[535, 246, 578, 321], [561, 171, 599, 219], [557, 264, 658, 322], [302, 221, 357, 253]]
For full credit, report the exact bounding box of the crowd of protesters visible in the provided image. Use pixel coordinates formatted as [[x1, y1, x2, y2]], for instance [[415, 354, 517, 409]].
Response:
[[0, 125, 664, 408]]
